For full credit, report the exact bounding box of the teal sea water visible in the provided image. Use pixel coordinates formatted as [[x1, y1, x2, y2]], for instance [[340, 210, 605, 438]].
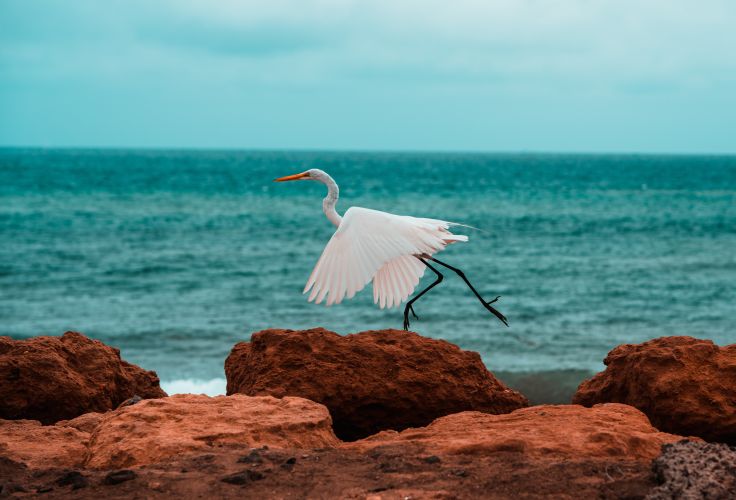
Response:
[[2, 149, 735, 397]]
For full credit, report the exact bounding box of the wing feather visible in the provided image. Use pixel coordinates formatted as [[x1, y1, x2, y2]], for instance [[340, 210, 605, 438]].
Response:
[[304, 206, 466, 307]]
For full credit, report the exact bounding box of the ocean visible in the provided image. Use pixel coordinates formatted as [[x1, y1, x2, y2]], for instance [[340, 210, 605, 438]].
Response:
[[1, 149, 734, 401]]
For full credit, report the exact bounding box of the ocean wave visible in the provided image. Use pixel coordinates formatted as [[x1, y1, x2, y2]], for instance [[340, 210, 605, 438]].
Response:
[[161, 378, 226, 396]]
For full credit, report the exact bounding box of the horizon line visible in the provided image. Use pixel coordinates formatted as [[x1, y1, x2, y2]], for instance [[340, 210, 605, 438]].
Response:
[[1, 144, 735, 158]]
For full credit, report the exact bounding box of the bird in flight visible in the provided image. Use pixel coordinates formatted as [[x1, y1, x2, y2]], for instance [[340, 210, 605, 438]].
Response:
[[275, 169, 508, 330]]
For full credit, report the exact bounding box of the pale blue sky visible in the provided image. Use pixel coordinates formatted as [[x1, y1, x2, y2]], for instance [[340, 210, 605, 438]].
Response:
[[1, 0, 734, 153]]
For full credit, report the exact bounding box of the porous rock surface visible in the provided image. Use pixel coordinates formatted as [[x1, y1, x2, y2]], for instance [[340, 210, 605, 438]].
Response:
[[225, 328, 528, 440], [85, 394, 339, 469], [0, 331, 167, 424], [347, 403, 685, 461], [0, 402, 693, 498], [0, 419, 89, 469], [56, 412, 104, 433], [647, 440, 736, 499], [573, 336, 736, 444]]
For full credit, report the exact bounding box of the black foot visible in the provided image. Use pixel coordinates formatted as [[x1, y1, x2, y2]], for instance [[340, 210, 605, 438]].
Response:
[[403, 304, 420, 331], [486, 295, 501, 305], [409, 305, 419, 319], [481, 296, 508, 327]]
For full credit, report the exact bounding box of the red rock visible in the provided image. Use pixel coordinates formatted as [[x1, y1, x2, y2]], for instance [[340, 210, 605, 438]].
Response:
[[56, 412, 104, 433], [347, 403, 686, 462], [0, 403, 693, 498], [573, 336, 736, 444], [0, 419, 89, 469], [0, 332, 167, 424], [225, 328, 528, 440], [85, 394, 339, 469]]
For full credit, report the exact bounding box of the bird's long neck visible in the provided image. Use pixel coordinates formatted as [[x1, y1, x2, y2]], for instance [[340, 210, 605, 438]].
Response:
[[320, 174, 342, 228]]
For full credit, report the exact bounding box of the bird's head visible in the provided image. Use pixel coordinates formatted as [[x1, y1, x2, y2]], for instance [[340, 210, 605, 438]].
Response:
[[273, 168, 330, 182], [274, 169, 329, 183]]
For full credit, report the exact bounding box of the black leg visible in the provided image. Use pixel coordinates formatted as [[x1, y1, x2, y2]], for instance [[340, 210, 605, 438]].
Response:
[[403, 257, 444, 331], [427, 256, 509, 327]]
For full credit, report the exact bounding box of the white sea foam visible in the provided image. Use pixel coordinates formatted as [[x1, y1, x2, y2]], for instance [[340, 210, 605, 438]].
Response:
[[161, 378, 227, 396]]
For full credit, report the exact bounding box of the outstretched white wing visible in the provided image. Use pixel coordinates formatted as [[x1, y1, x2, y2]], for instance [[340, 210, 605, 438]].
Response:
[[304, 206, 468, 308], [372, 254, 427, 309]]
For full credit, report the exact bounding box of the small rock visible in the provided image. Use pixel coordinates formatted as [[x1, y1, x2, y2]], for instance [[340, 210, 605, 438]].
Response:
[[281, 457, 297, 471], [148, 481, 164, 492], [37, 485, 53, 493], [116, 395, 143, 409], [369, 486, 390, 492], [103, 469, 137, 485], [423, 455, 441, 464], [221, 472, 249, 486], [452, 469, 468, 477], [237, 450, 264, 464], [221, 470, 265, 485], [56, 470, 88, 490], [248, 470, 265, 481]]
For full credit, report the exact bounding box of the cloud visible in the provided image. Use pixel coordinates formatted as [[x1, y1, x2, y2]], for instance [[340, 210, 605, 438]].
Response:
[[1, 0, 734, 151], [2, 0, 735, 88]]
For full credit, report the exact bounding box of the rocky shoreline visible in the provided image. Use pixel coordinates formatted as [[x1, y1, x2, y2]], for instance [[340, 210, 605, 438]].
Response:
[[1, 329, 734, 498]]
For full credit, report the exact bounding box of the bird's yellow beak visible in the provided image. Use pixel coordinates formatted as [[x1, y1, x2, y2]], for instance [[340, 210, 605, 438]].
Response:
[[274, 171, 310, 182]]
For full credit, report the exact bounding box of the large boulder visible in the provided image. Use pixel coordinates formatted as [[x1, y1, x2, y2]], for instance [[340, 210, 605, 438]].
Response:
[[226, 328, 528, 440], [0, 331, 167, 424], [0, 419, 90, 469], [347, 403, 686, 462], [573, 336, 736, 444], [85, 394, 340, 469]]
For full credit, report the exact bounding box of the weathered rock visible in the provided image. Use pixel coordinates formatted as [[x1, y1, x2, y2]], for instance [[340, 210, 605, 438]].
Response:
[[56, 470, 89, 490], [103, 470, 136, 485], [225, 328, 528, 440], [347, 404, 686, 462], [85, 394, 339, 469], [573, 336, 736, 444], [646, 440, 736, 500], [220, 469, 264, 485], [0, 407, 687, 498], [56, 412, 104, 433], [0, 332, 167, 424], [0, 419, 89, 469]]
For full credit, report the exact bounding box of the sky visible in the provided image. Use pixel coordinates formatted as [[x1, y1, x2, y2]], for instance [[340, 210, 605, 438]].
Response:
[[1, 0, 735, 153]]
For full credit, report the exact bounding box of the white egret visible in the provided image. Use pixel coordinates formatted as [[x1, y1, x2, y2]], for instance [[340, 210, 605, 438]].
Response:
[[275, 169, 508, 330]]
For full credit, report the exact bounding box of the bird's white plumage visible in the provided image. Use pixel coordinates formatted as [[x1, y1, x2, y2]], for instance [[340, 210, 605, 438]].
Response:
[[373, 254, 427, 309], [303, 206, 468, 308]]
